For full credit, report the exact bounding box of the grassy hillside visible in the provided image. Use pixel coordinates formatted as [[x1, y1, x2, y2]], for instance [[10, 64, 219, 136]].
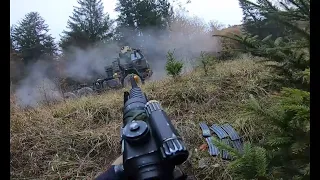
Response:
[[11, 57, 277, 179]]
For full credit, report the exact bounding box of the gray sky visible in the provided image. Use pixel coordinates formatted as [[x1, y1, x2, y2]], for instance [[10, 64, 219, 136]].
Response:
[[10, 0, 243, 41]]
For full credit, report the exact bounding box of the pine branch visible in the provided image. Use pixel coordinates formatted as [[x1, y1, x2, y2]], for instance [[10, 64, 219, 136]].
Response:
[[266, 13, 309, 42], [211, 137, 242, 158]]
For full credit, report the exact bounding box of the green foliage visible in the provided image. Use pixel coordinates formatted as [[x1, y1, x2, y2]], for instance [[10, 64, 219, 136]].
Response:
[[215, 0, 310, 90], [231, 144, 268, 179], [301, 68, 310, 85], [114, 0, 173, 44], [165, 50, 183, 78], [230, 88, 310, 179], [213, 138, 269, 179], [59, 0, 114, 50], [115, 0, 172, 29], [10, 12, 57, 65], [239, 0, 289, 40], [216, 1, 311, 175], [211, 137, 242, 159], [198, 52, 217, 75], [212, 137, 269, 179], [219, 33, 309, 88]]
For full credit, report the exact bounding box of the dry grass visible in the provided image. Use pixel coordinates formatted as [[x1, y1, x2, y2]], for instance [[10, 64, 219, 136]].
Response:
[[10, 58, 276, 180]]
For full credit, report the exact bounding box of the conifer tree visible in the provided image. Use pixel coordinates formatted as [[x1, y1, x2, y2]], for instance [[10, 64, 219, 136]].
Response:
[[114, 0, 173, 44], [212, 1, 310, 179], [60, 0, 114, 50], [239, 0, 288, 40], [214, 0, 309, 89], [10, 12, 57, 65]]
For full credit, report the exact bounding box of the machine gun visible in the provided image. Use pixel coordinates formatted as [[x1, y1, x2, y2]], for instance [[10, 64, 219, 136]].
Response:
[[114, 75, 189, 180]]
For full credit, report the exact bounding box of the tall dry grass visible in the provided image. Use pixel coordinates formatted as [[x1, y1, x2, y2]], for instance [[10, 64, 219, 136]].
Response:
[[11, 57, 276, 180]]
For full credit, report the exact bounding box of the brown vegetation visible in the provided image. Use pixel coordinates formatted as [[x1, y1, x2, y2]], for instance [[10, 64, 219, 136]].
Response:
[[10, 58, 275, 179], [214, 25, 243, 59]]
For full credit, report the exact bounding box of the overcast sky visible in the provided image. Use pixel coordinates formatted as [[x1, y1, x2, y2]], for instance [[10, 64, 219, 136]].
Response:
[[10, 0, 243, 41]]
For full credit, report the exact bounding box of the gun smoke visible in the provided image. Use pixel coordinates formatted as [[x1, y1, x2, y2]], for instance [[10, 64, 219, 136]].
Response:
[[14, 61, 64, 108], [13, 14, 222, 108]]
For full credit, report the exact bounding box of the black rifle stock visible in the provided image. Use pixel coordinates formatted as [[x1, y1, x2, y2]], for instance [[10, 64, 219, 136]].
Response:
[[115, 75, 189, 180]]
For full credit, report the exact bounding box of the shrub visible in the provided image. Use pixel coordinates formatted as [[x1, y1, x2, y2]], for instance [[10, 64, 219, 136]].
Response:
[[224, 88, 310, 179], [165, 50, 183, 78], [198, 51, 217, 75]]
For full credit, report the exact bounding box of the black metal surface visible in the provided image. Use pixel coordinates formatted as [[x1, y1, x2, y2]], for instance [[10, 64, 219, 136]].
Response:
[[205, 137, 219, 156], [221, 124, 241, 140], [199, 122, 211, 137], [199, 123, 243, 160], [210, 124, 229, 139]]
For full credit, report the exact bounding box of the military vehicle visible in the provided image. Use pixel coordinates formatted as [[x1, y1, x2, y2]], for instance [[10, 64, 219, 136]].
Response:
[[63, 46, 153, 99], [105, 46, 153, 86]]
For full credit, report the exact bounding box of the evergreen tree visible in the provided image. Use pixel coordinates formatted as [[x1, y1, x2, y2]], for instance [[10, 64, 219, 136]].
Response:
[[10, 34, 14, 53], [59, 0, 114, 50], [114, 0, 173, 44], [213, 0, 310, 179], [214, 0, 309, 89], [235, 88, 310, 179], [239, 0, 288, 40], [10, 33, 23, 84], [10, 12, 57, 65], [116, 0, 172, 29]]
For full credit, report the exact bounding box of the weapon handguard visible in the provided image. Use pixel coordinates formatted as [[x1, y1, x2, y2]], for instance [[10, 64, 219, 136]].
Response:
[[120, 75, 189, 180]]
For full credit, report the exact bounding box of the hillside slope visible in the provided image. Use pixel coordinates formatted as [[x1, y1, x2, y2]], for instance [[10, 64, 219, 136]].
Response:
[[10, 57, 276, 179]]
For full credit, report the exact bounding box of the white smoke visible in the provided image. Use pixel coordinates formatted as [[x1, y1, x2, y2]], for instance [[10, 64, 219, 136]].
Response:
[[118, 13, 222, 80], [14, 61, 63, 108], [62, 43, 120, 82], [13, 12, 222, 108]]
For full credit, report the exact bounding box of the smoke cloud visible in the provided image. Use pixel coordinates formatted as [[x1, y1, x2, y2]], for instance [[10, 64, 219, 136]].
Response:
[[13, 13, 222, 108], [14, 61, 63, 108], [62, 43, 120, 82]]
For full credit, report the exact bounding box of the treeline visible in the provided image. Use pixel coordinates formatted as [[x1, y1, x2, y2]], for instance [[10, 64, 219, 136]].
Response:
[[10, 0, 179, 85]]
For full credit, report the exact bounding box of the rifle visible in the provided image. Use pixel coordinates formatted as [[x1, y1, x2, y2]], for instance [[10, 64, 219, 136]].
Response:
[[114, 75, 189, 180]]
